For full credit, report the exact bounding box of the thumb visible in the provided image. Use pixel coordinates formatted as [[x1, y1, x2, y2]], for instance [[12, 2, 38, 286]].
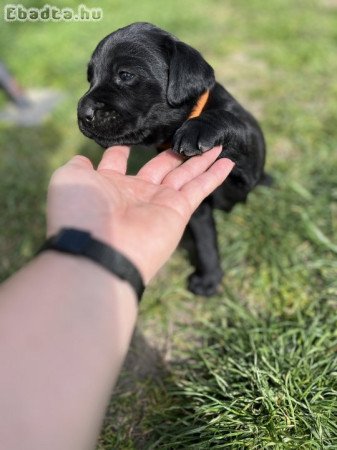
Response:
[[66, 155, 94, 170]]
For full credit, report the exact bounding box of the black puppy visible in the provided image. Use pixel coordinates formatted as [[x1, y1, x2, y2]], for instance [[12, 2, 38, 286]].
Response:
[[78, 22, 268, 296]]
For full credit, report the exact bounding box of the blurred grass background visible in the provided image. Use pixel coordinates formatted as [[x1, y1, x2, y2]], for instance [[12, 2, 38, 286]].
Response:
[[0, 0, 337, 448]]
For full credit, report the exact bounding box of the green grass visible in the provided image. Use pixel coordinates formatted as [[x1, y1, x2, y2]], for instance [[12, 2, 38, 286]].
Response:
[[1, 0, 337, 448], [144, 299, 337, 449]]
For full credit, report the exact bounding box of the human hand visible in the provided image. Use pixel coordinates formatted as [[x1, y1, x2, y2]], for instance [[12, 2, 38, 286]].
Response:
[[47, 146, 234, 283]]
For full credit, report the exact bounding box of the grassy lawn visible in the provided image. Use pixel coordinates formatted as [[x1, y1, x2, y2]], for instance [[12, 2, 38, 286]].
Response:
[[1, 0, 337, 448]]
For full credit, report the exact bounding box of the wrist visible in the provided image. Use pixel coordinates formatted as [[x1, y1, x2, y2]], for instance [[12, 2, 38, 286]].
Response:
[[40, 228, 145, 301], [36, 250, 137, 305], [48, 222, 150, 280]]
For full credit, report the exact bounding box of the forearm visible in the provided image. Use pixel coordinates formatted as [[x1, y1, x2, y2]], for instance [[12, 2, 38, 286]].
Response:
[[0, 251, 137, 450]]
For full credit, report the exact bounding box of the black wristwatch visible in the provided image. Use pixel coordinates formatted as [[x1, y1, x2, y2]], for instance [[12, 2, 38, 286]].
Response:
[[37, 228, 145, 302]]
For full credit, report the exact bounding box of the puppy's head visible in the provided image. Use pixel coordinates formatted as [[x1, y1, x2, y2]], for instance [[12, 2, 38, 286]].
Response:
[[77, 22, 215, 148]]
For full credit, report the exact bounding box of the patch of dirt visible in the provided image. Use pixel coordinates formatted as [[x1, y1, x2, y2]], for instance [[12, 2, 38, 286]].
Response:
[[272, 137, 299, 161]]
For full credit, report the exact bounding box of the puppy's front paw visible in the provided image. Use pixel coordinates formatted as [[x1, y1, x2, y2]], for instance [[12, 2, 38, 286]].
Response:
[[188, 269, 223, 297], [173, 119, 222, 157]]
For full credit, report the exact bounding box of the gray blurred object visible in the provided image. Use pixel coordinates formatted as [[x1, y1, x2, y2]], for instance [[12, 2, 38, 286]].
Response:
[[0, 61, 64, 126]]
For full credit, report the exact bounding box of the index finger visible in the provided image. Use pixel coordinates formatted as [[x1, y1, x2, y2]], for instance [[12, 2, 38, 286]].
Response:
[[137, 149, 184, 184], [162, 146, 222, 190]]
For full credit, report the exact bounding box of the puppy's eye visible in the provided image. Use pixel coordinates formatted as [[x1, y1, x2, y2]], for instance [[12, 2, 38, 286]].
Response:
[[118, 71, 135, 82]]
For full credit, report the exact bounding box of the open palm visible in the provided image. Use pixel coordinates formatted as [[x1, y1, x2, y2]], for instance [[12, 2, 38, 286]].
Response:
[[47, 146, 234, 282]]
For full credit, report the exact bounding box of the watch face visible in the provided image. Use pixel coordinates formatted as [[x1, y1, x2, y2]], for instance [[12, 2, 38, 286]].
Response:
[[52, 228, 91, 254]]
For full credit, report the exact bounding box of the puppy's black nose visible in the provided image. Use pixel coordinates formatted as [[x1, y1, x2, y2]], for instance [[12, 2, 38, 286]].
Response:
[[83, 106, 95, 123]]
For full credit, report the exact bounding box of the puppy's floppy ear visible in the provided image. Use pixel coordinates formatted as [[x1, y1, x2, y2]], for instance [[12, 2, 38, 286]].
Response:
[[167, 40, 215, 107]]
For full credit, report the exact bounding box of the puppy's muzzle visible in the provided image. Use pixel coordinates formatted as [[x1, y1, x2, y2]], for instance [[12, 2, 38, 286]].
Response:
[[78, 100, 119, 128]]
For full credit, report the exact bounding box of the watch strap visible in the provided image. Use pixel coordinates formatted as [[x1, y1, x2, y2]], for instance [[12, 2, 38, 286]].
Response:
[[37, 228, 145, 301]]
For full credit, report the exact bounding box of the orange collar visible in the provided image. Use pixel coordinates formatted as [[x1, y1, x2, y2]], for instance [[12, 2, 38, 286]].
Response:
[[188, 90, 210, 119], [158, 91, 210, 151]]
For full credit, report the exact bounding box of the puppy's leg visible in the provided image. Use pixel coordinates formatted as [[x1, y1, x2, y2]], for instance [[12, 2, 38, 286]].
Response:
[[187, 199, 223, 296], [172, 110, 245, 158], [172, 109, 263, 189]]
